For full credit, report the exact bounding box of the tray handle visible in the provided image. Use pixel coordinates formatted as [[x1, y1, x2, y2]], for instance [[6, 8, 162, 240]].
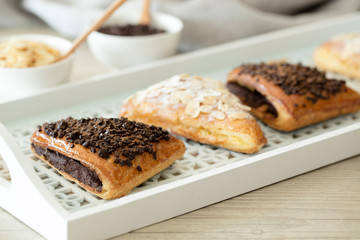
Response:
[[0, 122, 65, 214], [0, 122, 37, 192]]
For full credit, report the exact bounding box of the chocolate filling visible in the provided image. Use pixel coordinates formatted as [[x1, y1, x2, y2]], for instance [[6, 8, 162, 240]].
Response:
[[32, 143, 102, 192], [227, 82, 278, 118]]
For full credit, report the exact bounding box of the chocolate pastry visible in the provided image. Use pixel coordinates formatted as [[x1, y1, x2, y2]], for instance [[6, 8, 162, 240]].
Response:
[[227, 62, 360, 131], [30, 117, 185, 199], [314, 33, 360, 80], [119, 74, 267, 154]]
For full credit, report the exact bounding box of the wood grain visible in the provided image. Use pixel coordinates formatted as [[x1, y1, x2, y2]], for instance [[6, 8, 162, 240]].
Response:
[[1, 155, 359, 240], [139, 0, 151, 25]]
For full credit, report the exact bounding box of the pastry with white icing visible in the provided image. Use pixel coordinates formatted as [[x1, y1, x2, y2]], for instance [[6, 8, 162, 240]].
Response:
[[119, 74, 267, 154], [314, 33, 360, 80]]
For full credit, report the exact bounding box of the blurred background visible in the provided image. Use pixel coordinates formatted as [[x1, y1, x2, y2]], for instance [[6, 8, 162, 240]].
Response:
[[1, 0, 360, 52]]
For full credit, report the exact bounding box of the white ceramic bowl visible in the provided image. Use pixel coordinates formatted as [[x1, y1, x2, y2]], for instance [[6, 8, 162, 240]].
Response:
[[0, 34, 73, 99], [87, 11, 183, 69]]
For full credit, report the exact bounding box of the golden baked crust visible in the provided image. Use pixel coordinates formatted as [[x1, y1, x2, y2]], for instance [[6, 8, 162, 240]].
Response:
[[30, 117, 185, 200], [314, 33, 360, 80], [227, 63, 360, 131], [119, 74, 267, 154]]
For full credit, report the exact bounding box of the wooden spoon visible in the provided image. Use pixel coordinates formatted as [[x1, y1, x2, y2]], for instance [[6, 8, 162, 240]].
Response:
[[139, 0, 151, 25], [58, 0, 128, 62]]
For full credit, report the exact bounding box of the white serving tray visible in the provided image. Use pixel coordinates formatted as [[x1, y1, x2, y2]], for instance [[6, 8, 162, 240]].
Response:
[[1, 13, 360, 240]]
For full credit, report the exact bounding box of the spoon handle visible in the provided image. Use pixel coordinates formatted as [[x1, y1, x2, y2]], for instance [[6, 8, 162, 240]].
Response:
[[59, 0, 128, 61], [139, 0, 151, 25]]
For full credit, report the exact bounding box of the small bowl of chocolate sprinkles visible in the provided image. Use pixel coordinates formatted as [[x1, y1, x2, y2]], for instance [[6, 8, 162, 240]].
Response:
[[87, 11, 183, 69]]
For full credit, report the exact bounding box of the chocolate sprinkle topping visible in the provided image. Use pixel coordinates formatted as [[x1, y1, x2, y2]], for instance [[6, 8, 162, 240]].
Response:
[[238, 63, 346, 104], [41, 117, 170, 167], [97, 24, 165, 37]]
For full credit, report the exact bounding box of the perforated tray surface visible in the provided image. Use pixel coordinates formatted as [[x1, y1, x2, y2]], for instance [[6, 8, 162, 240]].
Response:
[[1, 52, 360, 212]]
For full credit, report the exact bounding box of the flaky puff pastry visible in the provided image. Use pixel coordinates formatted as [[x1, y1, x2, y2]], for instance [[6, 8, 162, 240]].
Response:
[[314, 33, 360, 80], [31, 117, 185, 200], [227, 63, 360, 131], [119, 74, 267, 154]]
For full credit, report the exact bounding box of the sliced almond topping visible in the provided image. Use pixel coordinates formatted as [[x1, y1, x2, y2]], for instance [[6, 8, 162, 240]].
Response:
[[191, 80, 203, 89], [132, 74, 252, 115], [163, 87, 177, 94], [185, 100, 201, 118], [169, 75, 181, 83], [202, 96, 217, 105], [180, 73, 190, 78], [146, 89, 161, 98], [180, 92, 193, 104], [211, 110, 225, 120], [238, 104, 251, 111], [170, 91, 182, 104], [222, 96, 237, 105], [199, 104, 213, 113], [218, 101, 229, 112], [204, 89, 221, 97], [227, 111, 248, 120]]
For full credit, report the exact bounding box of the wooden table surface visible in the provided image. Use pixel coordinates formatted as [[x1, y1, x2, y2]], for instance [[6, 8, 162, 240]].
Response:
[[0, 28, 360, 240]]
